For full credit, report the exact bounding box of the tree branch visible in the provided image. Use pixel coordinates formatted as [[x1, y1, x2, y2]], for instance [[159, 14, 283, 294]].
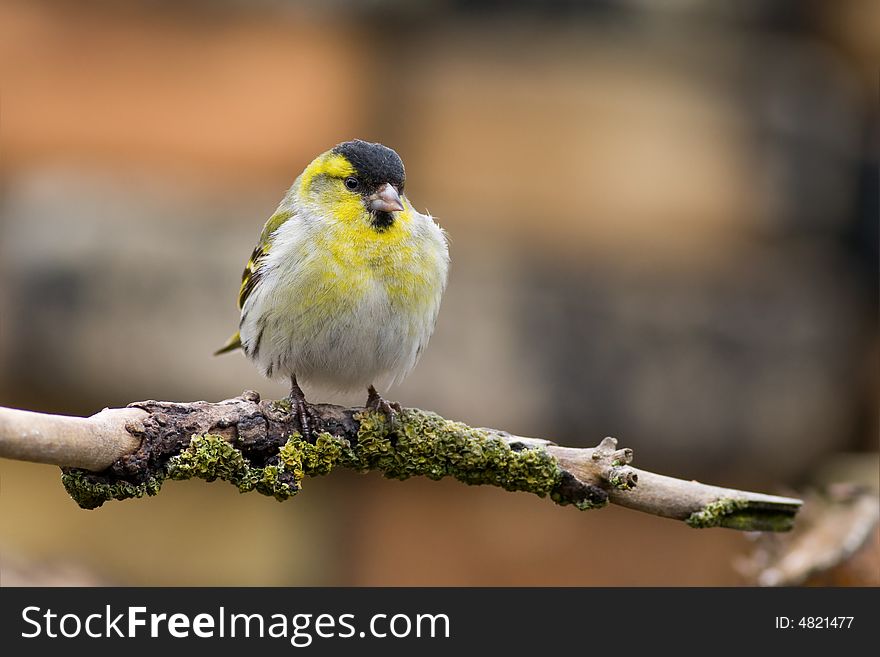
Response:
[[0, 391, 802, 531], [0, 405, 144, 470]]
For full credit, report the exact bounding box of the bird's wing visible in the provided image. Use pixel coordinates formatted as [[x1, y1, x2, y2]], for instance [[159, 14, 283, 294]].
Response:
[[237, 209, 294, 310], [215, 209, 296, 356], [237, 243, 267, 309]]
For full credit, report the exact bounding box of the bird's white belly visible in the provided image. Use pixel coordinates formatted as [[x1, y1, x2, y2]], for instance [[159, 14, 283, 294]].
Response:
[[241, 254, 438, 392]]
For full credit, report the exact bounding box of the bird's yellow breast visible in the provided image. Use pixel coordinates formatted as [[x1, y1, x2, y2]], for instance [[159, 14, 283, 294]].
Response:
[[296, 205, 435, 323]]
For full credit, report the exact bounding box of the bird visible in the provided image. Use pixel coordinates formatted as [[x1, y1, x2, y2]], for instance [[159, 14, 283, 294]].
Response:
[[216, 139, 449, 439]]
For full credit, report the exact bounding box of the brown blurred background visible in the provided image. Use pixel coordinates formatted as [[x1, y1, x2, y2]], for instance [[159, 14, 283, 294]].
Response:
[[0, 0, 877, 586]]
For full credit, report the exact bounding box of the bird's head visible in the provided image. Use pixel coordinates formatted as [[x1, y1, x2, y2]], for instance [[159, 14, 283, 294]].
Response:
[[299, 139, 407, 232]]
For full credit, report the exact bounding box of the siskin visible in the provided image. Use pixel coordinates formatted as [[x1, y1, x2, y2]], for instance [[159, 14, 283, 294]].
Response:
[[216, 140, 449, 437]]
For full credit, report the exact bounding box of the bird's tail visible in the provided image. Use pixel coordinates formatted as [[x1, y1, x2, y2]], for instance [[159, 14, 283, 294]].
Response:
[[214, 331, 242, 356]]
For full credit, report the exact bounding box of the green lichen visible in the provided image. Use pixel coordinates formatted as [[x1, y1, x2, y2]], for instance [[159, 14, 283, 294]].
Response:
[[62, 410, 596, 510], [718, 510, 796, 532], [279, 432, 353, 477], [687, 497, 795, 531], [608, 467, 636, 491], [551, 490, 607, 511], [354, 409, 562, 496], [164, 432, 354, 502], [270, 398, 293, 414], [61, 469, 164, 510], [686, 498, 750, 529], [251, 464, 293, 500], [166, 434, 262, 492]]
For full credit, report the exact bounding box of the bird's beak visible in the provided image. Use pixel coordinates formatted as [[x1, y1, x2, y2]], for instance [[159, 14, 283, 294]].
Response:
[[368, 183, 404, 213]]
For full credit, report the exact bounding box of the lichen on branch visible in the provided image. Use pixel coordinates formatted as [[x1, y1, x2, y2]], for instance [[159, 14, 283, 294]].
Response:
[[62, 407, 582, 511]]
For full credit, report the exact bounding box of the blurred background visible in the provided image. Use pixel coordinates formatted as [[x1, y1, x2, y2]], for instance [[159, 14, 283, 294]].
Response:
[[1, 0, 877, 586]]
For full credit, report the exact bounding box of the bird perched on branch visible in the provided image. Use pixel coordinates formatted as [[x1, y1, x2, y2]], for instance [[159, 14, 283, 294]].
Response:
[[216, 140, 449, 438]]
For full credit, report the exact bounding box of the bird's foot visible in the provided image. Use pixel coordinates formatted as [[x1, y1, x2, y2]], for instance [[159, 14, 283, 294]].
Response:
[[288, 376, 313, 442], [366, 385, 402, 431]]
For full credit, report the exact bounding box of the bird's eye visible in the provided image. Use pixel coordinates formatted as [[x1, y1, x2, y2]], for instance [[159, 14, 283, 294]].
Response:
[[344, 177, 360, 191]]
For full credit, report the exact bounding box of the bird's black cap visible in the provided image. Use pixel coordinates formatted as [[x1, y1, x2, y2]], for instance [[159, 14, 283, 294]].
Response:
[[333, 140, 406, 191]]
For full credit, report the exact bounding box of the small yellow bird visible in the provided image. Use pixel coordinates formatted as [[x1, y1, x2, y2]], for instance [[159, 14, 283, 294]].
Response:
[[217, 140, 449, 438]]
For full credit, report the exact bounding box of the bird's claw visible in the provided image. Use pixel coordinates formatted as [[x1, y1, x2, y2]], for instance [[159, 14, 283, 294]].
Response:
[[287, 396, 313, 442], [366, 386, 402, 432], [288, 376, 314, 442]]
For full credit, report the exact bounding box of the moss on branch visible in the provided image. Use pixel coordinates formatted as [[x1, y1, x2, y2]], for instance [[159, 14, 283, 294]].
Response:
[[62, 409, 568, 510], [61, 469, 164, 510], [685, 497, 799, 532]]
